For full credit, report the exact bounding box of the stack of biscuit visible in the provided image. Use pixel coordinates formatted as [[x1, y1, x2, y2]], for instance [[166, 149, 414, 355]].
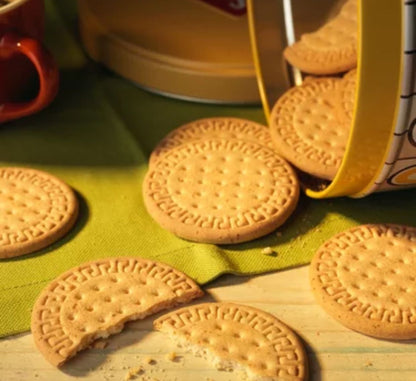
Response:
[[273, 0, 357, 181], [143, 0, 358, 244]]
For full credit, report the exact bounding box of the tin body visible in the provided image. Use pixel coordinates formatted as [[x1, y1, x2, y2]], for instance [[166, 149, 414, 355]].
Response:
[[248, 0, 416, 198], [78, 0, 260, 104]]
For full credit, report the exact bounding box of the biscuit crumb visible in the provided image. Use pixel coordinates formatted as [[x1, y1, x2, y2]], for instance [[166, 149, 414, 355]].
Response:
[[276, 231, 282, 237], [124, 366, 144, 380], [261, 247, 275, 255], [90, 339, 108, 349], [166, 351, 177, 361], [144, 357, 157, 365]]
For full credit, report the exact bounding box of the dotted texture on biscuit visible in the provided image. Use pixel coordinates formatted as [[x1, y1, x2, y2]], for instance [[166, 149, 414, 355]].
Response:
[[31, 257, 204, 367], [270, 78, 351, 180], [154, 302, 308, 381], [143, 138, 299, 244], [310, 224, 416, 339], [150, 117, 274, 166], [0, 167, 78, 258], [337, 69, 357, 122], [284, 0, 357, 75]]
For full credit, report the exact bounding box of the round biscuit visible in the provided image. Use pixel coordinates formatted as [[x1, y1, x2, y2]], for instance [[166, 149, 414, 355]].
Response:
[[149, 117, 274, 166], [0, 167, 79, 258], [283, 0, 357, 75], [143, 138, 299, 244], [337, 68, 357, 122], [31, 257, 204, 367], [269, 77, 351, 180], [154, 302, 308, 381], [310, 224, 416, 340]]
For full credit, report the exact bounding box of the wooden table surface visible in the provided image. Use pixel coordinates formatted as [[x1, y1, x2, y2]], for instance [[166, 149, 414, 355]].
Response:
[[1, 265, 415, 381]]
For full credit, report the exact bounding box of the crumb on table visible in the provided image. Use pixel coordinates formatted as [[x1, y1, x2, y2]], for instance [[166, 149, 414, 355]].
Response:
[[261, 247, 275, 255], [166, 351, 177, 361], [124, 366, 144, 381], [144, 357, 157, 365]]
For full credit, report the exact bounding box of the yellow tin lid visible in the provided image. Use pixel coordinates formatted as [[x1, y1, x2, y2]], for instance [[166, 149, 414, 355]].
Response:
[[78, 0, 260, 104]]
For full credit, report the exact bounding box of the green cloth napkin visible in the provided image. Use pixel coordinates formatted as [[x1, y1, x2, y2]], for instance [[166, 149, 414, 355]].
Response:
[[1, 0, 416, 338]]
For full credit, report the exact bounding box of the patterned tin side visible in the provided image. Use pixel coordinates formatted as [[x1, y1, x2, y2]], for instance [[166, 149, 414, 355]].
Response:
[[365, 1, 416, 194]]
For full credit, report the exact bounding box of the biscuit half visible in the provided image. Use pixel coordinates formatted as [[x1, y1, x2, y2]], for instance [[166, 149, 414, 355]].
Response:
[[31, 257, 204, 366], [154, 302, 308, 381]]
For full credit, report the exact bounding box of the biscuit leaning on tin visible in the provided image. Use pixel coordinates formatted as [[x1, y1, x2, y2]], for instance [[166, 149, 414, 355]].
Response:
[[269, 74, 354, 181], [283, 0, 357, 75]]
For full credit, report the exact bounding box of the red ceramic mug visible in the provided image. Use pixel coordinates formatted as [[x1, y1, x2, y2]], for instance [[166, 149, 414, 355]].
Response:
[[0, 0, 59, 123]]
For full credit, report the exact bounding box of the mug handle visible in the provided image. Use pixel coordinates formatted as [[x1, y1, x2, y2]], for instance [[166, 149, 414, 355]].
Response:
[[0, 32, 59, 123]]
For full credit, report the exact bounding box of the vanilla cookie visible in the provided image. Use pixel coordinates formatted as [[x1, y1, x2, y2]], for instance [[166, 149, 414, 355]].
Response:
[[310, 224, 416, 340], [154, 302, 308, 381], [149, 117, 274, 166], [269, 77, 351, 180], [337, 69, 357, 123], [284, 0, 357, 75], [31, 257, 204, 366], [143, 138, 299, 244], [0, 167, 78, 258]]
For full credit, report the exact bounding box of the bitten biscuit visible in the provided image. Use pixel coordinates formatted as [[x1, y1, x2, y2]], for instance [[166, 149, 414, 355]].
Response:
[[149, 117, 274, 166], [0, 167, 78, 258], [143, 138, 299, 244], [310, 224, 416, 340], [154, 302, 308, 381], [31, 257, 204, 366], [283, 0, 357, 75], [269, 77, 351, 180]]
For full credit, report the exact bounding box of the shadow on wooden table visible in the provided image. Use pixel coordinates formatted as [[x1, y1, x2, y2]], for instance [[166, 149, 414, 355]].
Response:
[[302, 336, 322, 381]]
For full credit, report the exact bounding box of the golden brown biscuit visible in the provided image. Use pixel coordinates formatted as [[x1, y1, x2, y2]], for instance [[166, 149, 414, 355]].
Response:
[[31, 257, 204, 366], [154, 302, 308, 381], [149, 117, 274, 166], [284, 0, 357, 75], [143, 138, 299, 244], [310, 224, 416, 339], [0, 167, 78, 258], [269, 78, 351, 180]]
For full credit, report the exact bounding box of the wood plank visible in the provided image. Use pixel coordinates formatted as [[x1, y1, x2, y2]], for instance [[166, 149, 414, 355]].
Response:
[[1, 266, 416, 380]]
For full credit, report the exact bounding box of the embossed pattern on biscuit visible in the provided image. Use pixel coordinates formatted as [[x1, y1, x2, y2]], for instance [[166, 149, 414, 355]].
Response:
[[31, 257, 204, 366], [310, 224, 416, 339], [284, 0, 357, 75], [0, 167, 78, 258], [154, 302, 308, 381], [150, 117, 274, 166], [143, 138, 299, 244], [270, 78, 350, 180]]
